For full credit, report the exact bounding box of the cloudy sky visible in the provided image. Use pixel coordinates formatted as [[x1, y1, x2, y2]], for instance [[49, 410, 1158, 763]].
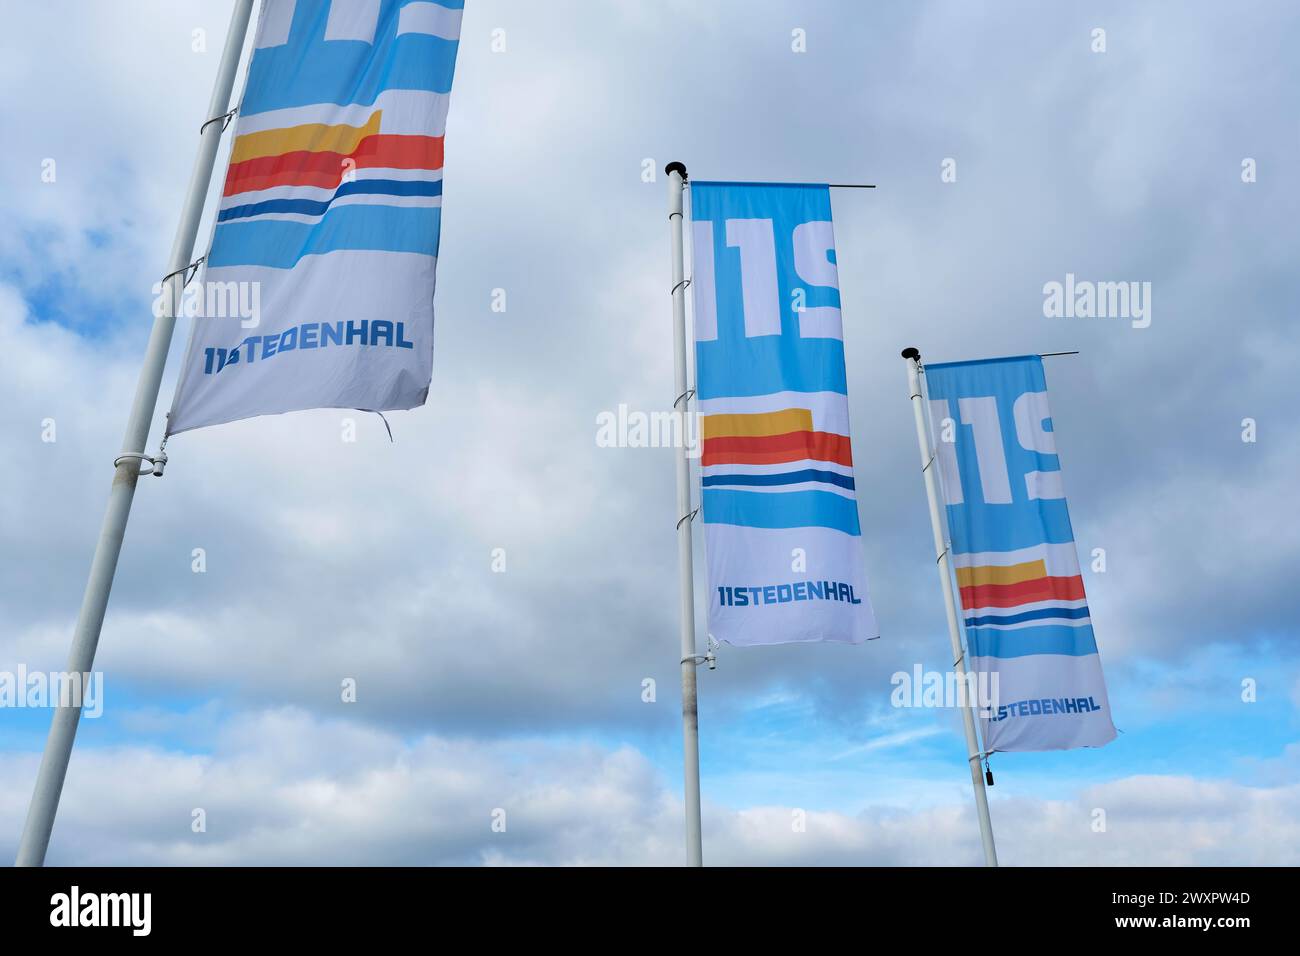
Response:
[[1, 0, 1298, 866]]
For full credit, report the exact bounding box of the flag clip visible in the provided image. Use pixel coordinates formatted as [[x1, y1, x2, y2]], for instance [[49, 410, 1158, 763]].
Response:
[[682, 636, 719, 671], [113, 451, 166, 478], [161, 256, 206, 289], [970, 751, 994, 786], [114, 434, 168, 478], [200, 106, 239, 135]]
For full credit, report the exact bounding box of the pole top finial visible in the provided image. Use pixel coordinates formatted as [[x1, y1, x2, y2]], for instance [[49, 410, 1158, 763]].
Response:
[[901, 347, 921, 361], [665, 161, 688, 181]]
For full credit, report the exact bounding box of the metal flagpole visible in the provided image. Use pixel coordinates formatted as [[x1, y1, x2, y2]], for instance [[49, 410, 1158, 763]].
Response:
[[14, 0, 257, 867], [901, 347, 999, 867], [665, 161, 704, 866]]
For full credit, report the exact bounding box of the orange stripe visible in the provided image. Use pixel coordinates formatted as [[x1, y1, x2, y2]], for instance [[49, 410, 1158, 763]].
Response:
[[230, 112, 383, 164], [955, 559, 1047, 589], [703, 408, 813, 440]]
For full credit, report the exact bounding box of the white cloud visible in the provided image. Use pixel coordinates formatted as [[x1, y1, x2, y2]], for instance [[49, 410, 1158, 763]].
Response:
[[2, 707, 1296, 866]]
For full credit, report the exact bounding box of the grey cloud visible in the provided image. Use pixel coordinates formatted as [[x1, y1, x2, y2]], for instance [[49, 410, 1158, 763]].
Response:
[[1, 1, 1298, 797]]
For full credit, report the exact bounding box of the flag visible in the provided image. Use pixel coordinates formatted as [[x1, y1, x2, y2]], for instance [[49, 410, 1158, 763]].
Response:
[[690, 182, 878, 645], [924, 355, 1116, 751], [167, 0, 464, 435]]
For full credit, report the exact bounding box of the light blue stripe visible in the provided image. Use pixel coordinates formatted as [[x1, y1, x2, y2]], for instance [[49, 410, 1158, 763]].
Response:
[[207, 205, 440, 269], [966, 623, 1099, 659], [702, 489, 861, 535]]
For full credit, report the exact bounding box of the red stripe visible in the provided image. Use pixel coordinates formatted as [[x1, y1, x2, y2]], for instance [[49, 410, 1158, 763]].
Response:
[[960, 575, 1086, 609], [223, 134, 444, 196], [702, 430, 853, 468]]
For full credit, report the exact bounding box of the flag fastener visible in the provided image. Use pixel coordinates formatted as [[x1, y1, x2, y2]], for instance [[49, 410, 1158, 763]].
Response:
[[968, 751, 995, 787], [113, 434, 169, 478], [200, 106, 239, 134], [113, 450, 166, 478], [681, 636, 719, 671], [161, 256, 206, 288]]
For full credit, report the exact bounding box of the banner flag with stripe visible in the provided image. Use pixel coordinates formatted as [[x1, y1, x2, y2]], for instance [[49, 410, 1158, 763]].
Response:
[[167, 0, 464, 435], [924, 355, 1116, 751], [690, 182, 878, 645]]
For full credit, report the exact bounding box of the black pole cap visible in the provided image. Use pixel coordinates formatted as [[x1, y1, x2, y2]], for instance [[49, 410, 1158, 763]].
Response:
[[901, 347, 921, 360], [665, 161, 688, 181]]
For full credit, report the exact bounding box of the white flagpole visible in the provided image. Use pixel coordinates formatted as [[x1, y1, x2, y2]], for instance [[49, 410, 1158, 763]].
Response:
[[902, 347, 999, 867], [14, 0, 257, 867], [665, 161, 704, 866]]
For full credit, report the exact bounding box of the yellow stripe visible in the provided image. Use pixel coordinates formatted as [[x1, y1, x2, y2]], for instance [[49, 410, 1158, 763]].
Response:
[[230, 111, 383, 165], [955, 559, 1047, 589], [703, 408, 814, 440]]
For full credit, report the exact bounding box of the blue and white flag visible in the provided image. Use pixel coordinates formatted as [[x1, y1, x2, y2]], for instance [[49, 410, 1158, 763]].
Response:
[[168, 0, 464, 434], [925, 356, 1116, 751], [690, 182, 878, 645]]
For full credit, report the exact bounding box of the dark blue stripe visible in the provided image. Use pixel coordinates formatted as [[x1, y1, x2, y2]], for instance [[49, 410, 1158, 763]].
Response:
[[964, 605, 1091, 628], [702, 469, 854, 491], [219, 179, 443, 223]]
